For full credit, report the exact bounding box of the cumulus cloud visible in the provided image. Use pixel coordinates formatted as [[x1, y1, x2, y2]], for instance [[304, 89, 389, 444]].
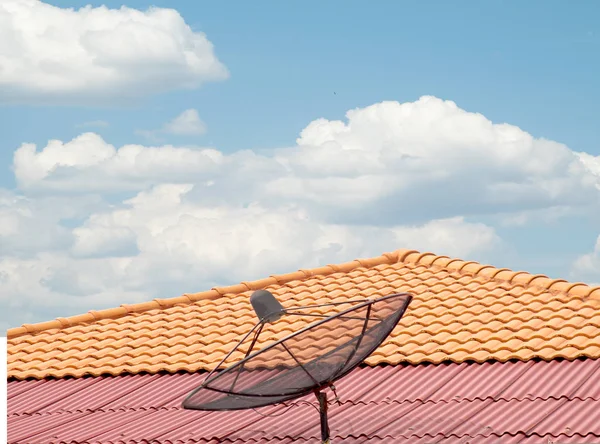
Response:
[[577, 152, 600, 184], [0, 0, 228, 104], [67, 184, 499, 282], [136, 109, 207, 141], [14, 97, 600, 223], [3, 96, 600, 329], [164, 109, 207, 135], [0, 183, 500, 326], [13, 132, 226, 192], [496, 205, 585, 227], [268, 97, 599, 224], [0, 189, 105, 257], [0, 253, 149, 327], [571, 236, 600, 283]]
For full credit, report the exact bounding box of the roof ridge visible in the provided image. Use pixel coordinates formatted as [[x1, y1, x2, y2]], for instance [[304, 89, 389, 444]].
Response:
[[7, 249, 599, 340]]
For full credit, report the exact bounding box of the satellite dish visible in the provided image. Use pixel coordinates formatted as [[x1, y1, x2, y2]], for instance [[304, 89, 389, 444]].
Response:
[[182, 290, 412, 443]]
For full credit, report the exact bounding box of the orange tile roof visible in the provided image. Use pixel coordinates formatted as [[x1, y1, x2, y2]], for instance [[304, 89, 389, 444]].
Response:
[[7, 249, 600, 380]]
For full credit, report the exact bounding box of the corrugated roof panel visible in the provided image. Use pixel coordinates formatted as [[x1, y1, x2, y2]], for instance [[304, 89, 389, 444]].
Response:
[[8, 377, 102, 415], [327, 401, 419, 440], [453, 433, 600, 444], [152, 410, 248, 442], [26, 410, 151, 444], [500, 357, 600, 401], [374, 398, 495, 439], [429, 359, 533, 401], [363, 362, 467, 403], [49, 373, 163, 412], [6, 378, 44, 399], [178, 434, 600, 444], [7, 359, 600, 443], [572, 362, 600, 400], [43, 374, 156, 414], [454, 398, 559, 437], [530, 397, 600, 437], [80, 409, 199, 443], [225, 402, 395, 442], [8, 410, 89, 443], [188, 434, 600, 444], [104, 372, 204, 410]]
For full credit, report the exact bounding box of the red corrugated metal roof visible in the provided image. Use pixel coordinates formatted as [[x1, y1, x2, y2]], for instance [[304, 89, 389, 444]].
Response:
[[7, 358, 600, 443]]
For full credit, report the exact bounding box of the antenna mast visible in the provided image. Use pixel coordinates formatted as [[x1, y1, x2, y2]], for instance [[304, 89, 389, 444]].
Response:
[[316, 390, 330, 443]]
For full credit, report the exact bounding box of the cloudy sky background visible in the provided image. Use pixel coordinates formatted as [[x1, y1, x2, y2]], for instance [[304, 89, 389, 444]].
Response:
[[1, 0, 599, 332]]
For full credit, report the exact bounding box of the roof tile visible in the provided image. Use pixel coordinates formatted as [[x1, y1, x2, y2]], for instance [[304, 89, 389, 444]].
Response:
[[7, 248, 600, 379]]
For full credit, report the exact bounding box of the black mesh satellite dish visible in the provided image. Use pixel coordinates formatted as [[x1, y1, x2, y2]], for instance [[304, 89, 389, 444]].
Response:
[[182, 290, 412, 443]]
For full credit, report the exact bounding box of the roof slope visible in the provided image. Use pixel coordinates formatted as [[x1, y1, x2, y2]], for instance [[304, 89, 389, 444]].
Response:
[[8, 249, 600, 380], [8, 359, 600, 443]]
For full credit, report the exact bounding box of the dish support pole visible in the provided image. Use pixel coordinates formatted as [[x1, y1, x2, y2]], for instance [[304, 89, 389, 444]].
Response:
[[316, 391, 330, 444]]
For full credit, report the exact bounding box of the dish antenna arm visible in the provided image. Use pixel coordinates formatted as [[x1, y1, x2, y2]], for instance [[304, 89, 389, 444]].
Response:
[[203, 320, 263, 383]]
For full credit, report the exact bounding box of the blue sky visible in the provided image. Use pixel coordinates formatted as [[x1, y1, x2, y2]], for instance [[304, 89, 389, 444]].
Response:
[[3, 0, 599, 175], [1, 0, 599, 330]]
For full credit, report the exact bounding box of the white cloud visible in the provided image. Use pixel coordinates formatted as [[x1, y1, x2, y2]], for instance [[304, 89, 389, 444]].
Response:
[[69, 184, 499, 280], [0, 0, 228, 104], [496, 205, 583, 227], [571, 236, 600, 283], [13, 132, 226, 192], [0, 183, 499, 324], [15, 97, 599, 222], [0, 253, 148, 321], [577, 152, 600, 184], [164, 109, 207, 135], [3, 96, 600, 329], [0, 189, 104, 257], [268, 97, 598, 220], [136, 109, 207, 141]]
